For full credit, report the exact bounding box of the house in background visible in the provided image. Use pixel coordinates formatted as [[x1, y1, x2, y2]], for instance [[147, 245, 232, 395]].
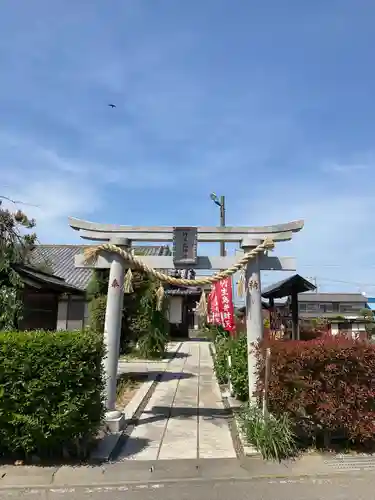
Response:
[[260, 274, 370, 339], [25, 244, 171, 332], [12, 263, 85, 331], [298, 292, 369, 337]]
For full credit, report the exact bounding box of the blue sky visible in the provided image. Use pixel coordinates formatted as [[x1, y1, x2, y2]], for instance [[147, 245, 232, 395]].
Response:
[[1, 0, 375, 294]]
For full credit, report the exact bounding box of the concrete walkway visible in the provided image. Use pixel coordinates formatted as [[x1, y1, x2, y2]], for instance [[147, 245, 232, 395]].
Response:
[[117, 340, 236, 461]]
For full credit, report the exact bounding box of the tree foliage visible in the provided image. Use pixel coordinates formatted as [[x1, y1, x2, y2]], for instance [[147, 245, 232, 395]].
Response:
[[359, 308, 375, 337], [0, 202, 37, 330], [87, 268, 169, 357]]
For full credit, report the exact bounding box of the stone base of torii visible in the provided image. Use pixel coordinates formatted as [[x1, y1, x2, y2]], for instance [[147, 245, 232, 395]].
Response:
[[69, 217, 304, 432]]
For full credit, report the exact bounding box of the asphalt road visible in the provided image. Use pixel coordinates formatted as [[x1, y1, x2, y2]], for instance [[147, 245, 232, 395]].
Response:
[[0, 474, 374, 500]]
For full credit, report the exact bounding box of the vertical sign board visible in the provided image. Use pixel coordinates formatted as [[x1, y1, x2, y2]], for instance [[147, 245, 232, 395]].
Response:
[[173, 227, 198, 266]]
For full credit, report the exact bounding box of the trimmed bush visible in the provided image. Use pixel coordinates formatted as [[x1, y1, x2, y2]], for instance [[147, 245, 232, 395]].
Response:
[[0, 329, 105, 460], [229, 333, 249, 400], [255, 336, 375, 443], [213, 336, 231, 384]]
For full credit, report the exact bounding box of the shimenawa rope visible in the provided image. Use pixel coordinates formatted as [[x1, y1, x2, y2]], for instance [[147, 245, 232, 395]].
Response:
[[83, 237, 275, 286], [84, 238, 275, 313]]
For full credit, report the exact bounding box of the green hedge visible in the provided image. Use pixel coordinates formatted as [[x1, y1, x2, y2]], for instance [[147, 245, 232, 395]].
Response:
[[0, 329, 105, 460], [229, 334, 249, 401], [213, 337, 231, 384]]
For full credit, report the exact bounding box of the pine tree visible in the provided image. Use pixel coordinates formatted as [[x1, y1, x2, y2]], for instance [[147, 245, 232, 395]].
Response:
[[0, 201, 37, 330]]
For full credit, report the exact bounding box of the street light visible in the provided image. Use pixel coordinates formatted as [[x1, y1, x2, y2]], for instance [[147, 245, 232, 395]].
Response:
[[210, 192, 226, 257]]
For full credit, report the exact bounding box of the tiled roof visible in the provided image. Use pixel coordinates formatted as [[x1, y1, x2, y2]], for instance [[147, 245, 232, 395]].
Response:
[[298, 292, 367, 303], [12, 264, 84, 294], [262, 274, 316, 299], [29, 244, 171, 291]]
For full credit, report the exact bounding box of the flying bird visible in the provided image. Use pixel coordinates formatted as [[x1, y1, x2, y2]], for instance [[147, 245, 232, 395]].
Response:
[[108, 103, 116, 108]]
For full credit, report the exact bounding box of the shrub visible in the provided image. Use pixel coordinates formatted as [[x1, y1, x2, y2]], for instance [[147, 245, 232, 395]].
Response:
[[229, 334, 249, 400], [204, 323, 230, 343], [239, 403, 296, 461], [0, 329, 105, 460], [255, 336, 375, 443], [137, 327, 167, 359], [213, 336, 231, 384], [88, 295, 107, 333]]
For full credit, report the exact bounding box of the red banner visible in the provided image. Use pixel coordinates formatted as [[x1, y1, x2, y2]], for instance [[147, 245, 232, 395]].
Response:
[[207, 284, 221, 324], [217, 277, 236, 333], [207, 278, 236, 333]]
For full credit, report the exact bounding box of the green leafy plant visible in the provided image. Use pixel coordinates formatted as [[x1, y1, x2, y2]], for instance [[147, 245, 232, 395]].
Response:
[[86, 269, 109, 300], [86, 265, 169, 357], [239, 403, 296, 461], [229, 334, 249, 400], [213, 336, 231, 384], [88, 295, 107, 333], [0, 328, 105, 460], [137, 327, 167, 359], [0, 203, 37, 330]]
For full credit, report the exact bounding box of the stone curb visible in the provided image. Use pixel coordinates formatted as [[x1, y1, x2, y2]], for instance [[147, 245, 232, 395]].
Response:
[[90, 341, 183, 462], [0, 465, 362, 490]]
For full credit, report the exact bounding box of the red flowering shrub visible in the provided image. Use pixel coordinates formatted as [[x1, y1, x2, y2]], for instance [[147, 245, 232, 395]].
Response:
[[255, 336, 375, 441]]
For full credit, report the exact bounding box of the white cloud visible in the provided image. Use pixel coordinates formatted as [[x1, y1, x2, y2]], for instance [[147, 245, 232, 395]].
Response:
[[236, 174, 375, 294], [1, 176, 99, 244]]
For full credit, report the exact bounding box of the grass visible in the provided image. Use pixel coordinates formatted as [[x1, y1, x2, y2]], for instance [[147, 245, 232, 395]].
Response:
[[115, 373, 148, 411], [238, 403, 297, 461]]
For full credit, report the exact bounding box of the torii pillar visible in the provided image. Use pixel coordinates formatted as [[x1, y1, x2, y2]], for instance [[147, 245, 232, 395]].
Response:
[[102, 238, 129, 428], [242, 240, 264, 402]]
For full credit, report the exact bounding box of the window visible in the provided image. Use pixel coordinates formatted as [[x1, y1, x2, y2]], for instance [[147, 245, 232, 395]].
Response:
[[339, 303, 361, 313], [319, 303, 333, 313], [306, 303, 319, 312], [333, 303, 339, 312], [299, 303, 307, 312]]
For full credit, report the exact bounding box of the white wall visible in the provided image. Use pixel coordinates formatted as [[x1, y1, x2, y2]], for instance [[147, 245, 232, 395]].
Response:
[[168, 296, 183, 324], [330, 322, 366, 338], [331, 323, 339, 335]]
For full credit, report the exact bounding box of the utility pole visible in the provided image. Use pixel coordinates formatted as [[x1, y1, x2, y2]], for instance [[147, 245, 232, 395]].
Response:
[[210, 193, 226, 257], [307, 276, 318, 292], [219, 195, 226, 257]]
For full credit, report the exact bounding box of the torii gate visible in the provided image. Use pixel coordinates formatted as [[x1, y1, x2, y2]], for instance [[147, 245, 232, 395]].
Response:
[[69, 217, 304, 431]]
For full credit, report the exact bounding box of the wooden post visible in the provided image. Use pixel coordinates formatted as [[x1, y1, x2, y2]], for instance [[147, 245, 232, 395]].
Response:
[[291, 290, 299, 340], [262, 348, 271, 418]]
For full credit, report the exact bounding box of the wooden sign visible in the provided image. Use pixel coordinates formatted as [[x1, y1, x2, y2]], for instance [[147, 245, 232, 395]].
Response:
[[173, 227, 198, 266]]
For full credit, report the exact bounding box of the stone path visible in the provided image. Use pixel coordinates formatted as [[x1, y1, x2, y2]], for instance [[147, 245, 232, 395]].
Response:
[[117, 340, 236, 461]]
